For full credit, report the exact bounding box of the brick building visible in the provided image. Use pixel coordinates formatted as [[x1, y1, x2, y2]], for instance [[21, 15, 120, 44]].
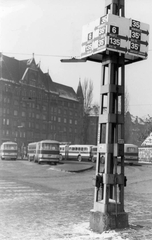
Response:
[[0, 53, 84, 154]]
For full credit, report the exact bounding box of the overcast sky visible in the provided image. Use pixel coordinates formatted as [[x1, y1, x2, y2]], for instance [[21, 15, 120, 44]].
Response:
[[0, 0, 152, 118]]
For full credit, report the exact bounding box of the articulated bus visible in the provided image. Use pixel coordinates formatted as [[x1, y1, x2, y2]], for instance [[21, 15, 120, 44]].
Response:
[[59, 144, 69, 161], [0, 141, 18, 160], [27, 142, 37, 162], [27, 140, 60, 164], [67, 144, 93, 162]]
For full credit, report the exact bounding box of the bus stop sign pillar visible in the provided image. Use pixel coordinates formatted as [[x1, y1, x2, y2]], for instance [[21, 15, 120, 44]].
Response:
[[90, 0, 129, 233]]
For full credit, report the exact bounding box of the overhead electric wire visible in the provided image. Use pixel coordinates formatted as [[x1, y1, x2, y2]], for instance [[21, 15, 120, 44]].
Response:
[[1, 52, 78, 58], [2, 48, 152, 59]]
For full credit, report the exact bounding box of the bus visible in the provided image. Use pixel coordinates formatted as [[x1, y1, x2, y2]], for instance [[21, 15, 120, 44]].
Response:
[[67, 145, 93, 162], [59, 144, 69, 161], [124, 143, 138, 165], [27, 142, 37, 161], [92, 145, 97, 163], [0, 141, 18, 160], [27, 140, 60, 164], [90, 144, 138, 165]]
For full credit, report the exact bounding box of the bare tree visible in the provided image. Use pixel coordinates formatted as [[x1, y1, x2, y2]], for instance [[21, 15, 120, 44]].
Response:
[[125, 87, 130, 113], [92, 102, 100, 115], [82, 78, 93, 114], [82, 78, 94, 143]]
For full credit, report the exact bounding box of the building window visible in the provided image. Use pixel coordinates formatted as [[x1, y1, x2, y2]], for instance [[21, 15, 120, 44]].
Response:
[[3, 118, 6, 125], [22, 102, 26, 108], [14, 110, 18, 116], [6, 119, 9, 125], [42, 115, 46, 120], [5, 84, 9, 92], [42, 105, 46, 111], [69, 119, 72, 124], [36, 114, 40, 119], [75, 120, 77, 125], [64, 118, 67, 123], [54, 116, 56, 121], [21, 122, 25, 127], [22, 111, 26, 117], [14, 100, 19, 105], [58, 117, 61, 122], [36, 104, 40, 110]]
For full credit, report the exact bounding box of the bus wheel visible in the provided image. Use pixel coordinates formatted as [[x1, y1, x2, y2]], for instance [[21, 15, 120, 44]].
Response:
[[78, 155, 82, 162], [59, 154, 63, 161]]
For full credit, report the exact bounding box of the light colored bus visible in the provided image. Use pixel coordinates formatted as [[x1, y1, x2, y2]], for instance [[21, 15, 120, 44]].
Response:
[[92, 145, 97, 163], [0, 141, 18, 160], [27, 142, 37, 161], [90, 144, 138, 165], [68, 144, 93, 162], [27, 140, 60, 164], [59, 144, 69, 161], [124, 143, 138, 165]]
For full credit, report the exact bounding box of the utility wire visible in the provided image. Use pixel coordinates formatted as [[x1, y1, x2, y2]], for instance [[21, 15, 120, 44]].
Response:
[[2, 49, 152, 58], [1, 52, 78, 58]]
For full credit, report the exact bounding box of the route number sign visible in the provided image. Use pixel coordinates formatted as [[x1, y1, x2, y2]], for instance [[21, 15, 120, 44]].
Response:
[[80, 14, 149, 59], [81, 21, 95, 58], [128, 19, 149, 58]]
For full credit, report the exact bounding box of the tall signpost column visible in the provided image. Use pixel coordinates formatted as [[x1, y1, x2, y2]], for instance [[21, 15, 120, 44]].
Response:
[[61, 0, 149, 233], [89, 0, 129, 232]]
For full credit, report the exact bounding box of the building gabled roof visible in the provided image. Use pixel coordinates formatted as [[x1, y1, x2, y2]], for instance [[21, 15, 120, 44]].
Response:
[[77, 80, 84, 99], [0, 53, 79, 102], [141, 132, 152, 146], [53, 82, 78, 101]]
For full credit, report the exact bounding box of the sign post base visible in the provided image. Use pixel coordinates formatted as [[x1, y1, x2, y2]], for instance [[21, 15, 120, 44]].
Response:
[[90, 209, 129, 233]]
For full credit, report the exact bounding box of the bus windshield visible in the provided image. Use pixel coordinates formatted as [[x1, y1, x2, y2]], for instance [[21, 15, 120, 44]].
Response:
[[41, 143, 59, 151], [4, 144, 17, 150]]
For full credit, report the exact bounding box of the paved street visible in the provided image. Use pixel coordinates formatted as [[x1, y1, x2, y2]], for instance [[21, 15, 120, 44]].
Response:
[[0, 160, 152, 239]]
